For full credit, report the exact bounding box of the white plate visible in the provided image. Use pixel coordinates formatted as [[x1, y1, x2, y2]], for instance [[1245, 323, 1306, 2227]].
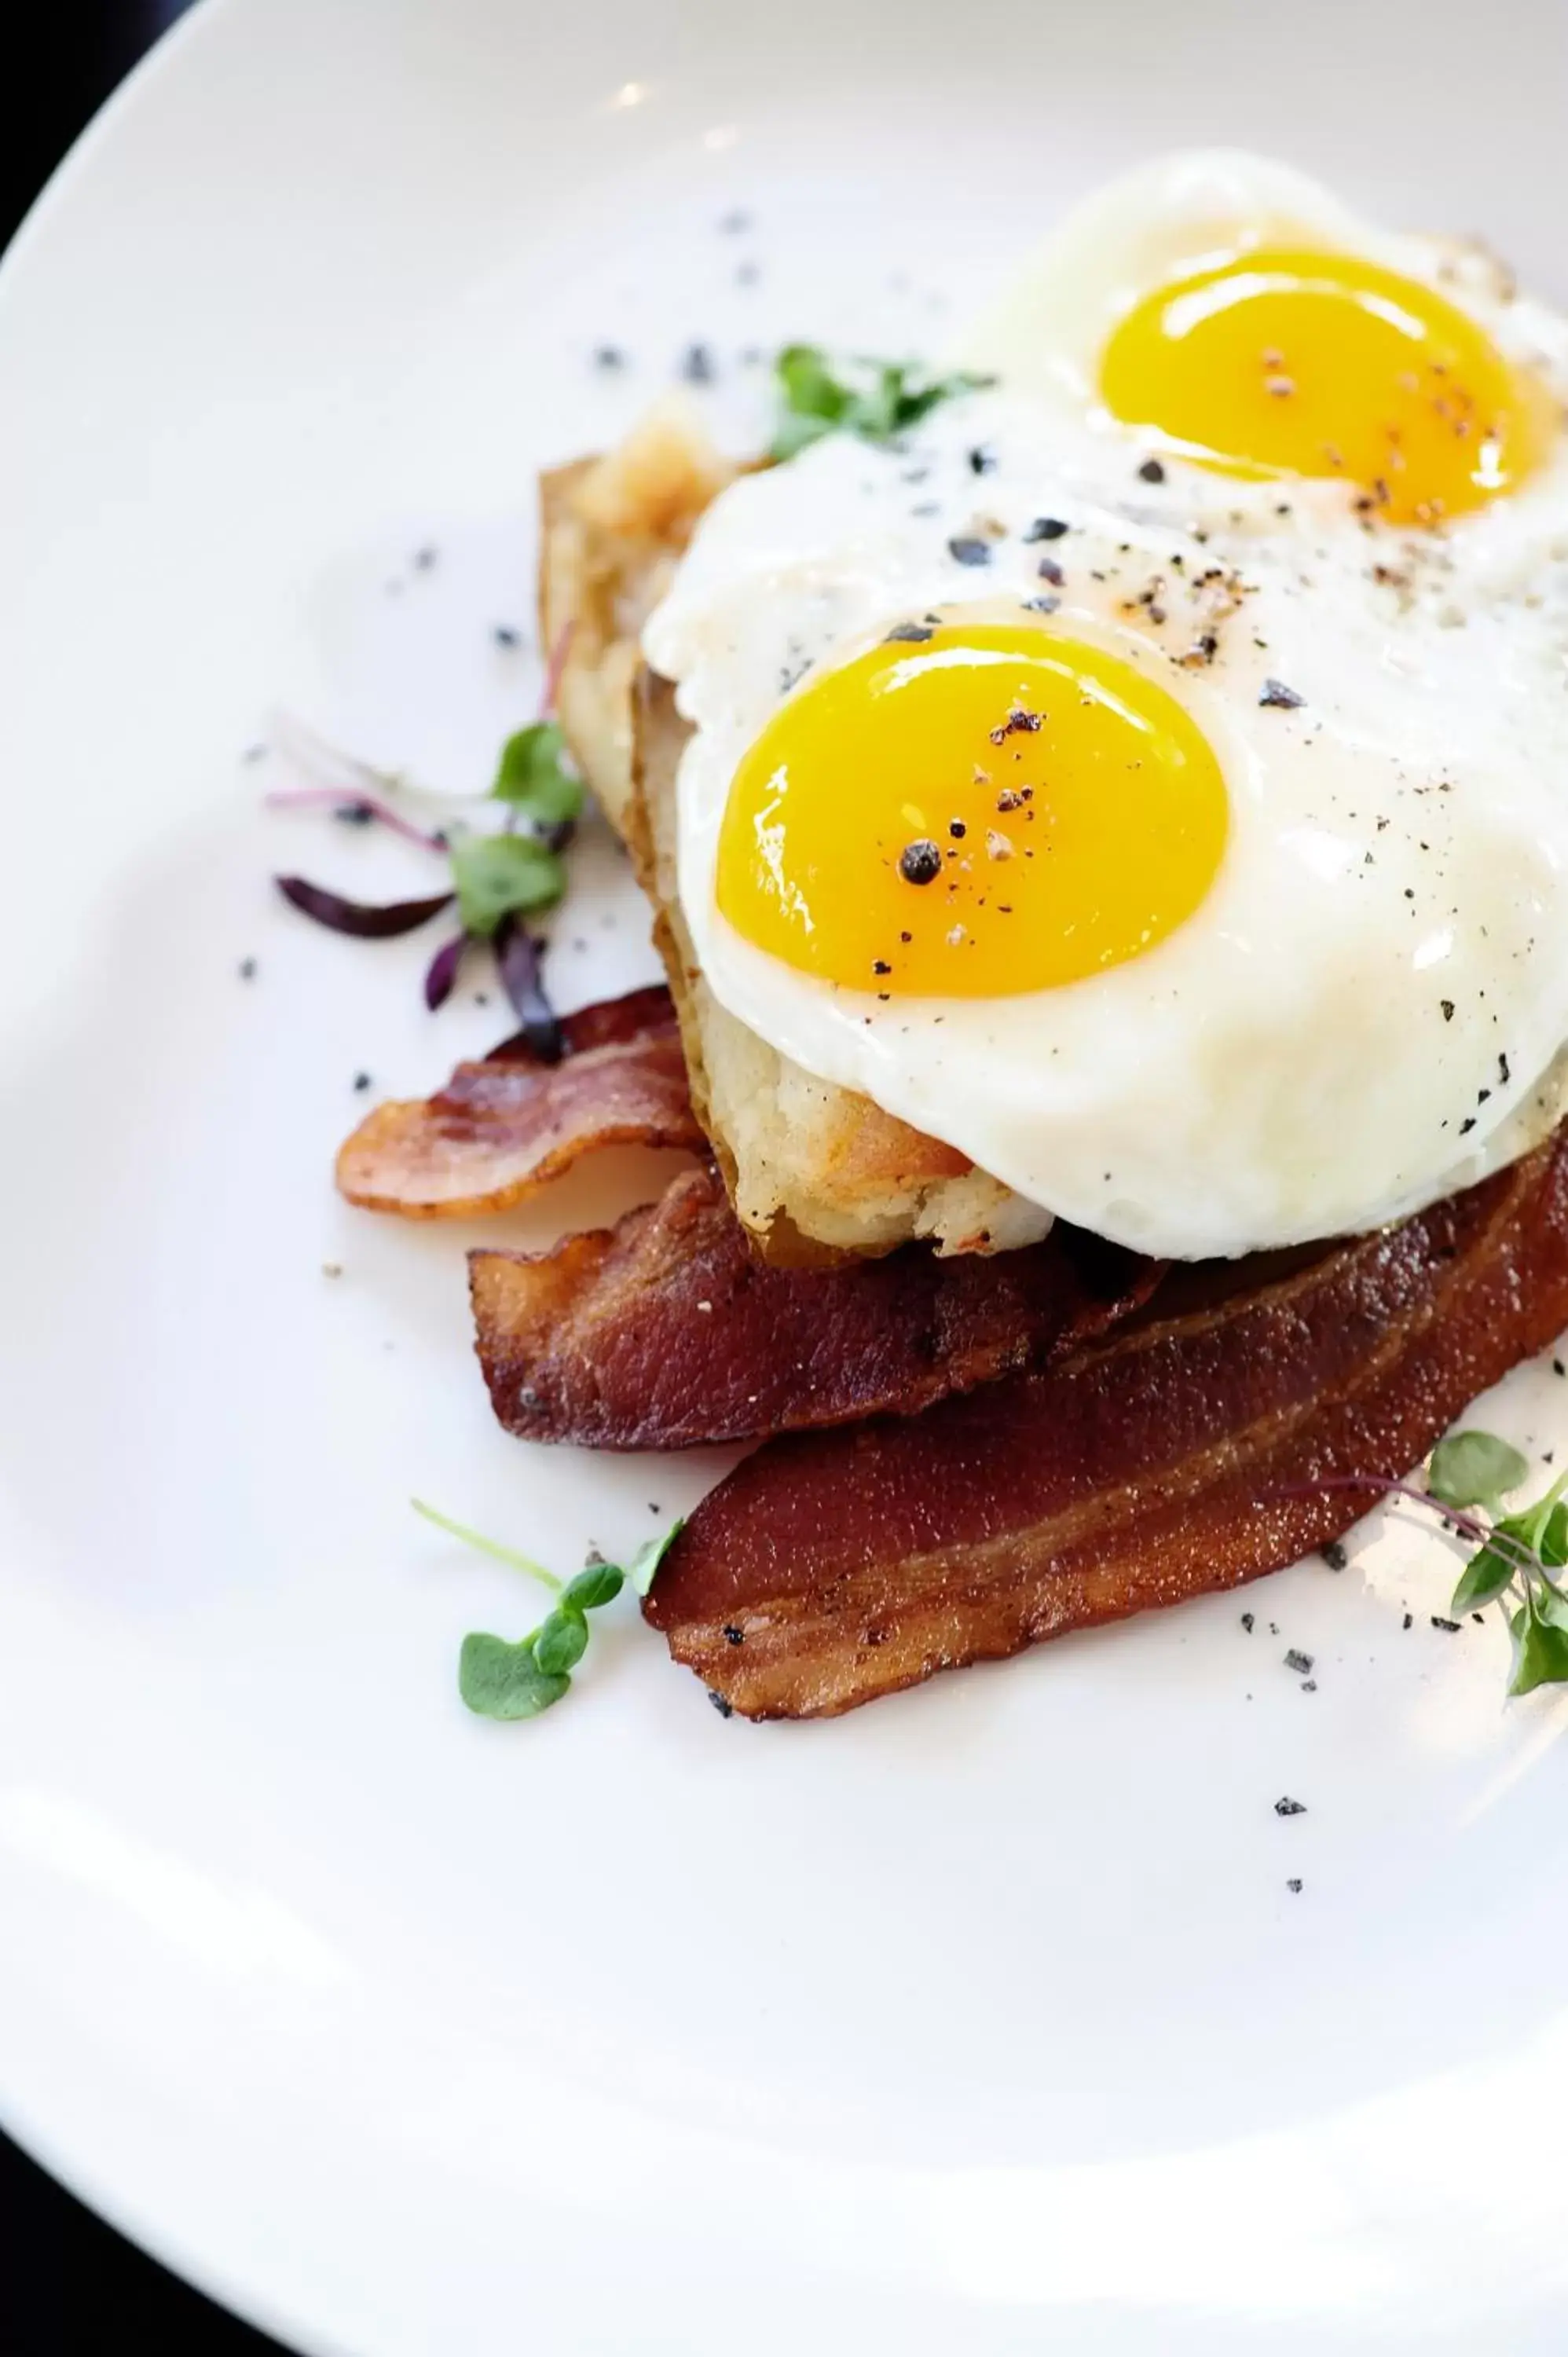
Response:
[[4, 2, 1568, 2349]]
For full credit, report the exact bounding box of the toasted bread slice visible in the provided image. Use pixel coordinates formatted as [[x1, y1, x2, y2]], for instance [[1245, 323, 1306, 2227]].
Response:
[[539, 402, 1050, 1264]]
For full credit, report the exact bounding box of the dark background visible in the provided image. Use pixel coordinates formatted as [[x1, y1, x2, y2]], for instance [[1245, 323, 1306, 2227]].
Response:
[[2, 24, 293, 2355]]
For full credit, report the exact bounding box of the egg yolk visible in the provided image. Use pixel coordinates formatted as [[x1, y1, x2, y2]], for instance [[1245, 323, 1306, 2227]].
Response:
[[715, 620, 1229, 998], [1099, 246, 1548, 523]]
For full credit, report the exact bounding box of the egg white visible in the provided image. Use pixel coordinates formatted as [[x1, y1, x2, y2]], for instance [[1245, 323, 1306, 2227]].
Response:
[[643, 157, 1568, 1260]]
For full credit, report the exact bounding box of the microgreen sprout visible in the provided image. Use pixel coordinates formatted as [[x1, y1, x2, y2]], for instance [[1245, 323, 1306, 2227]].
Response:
[[265, 632, 581, 1037], [769, 345, 993, 462], [1287, 1428, 1568, 1697], [412, 1500, 683, 1721]]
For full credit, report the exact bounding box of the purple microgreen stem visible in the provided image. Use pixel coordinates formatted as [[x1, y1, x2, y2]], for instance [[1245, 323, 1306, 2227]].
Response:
[[1266, 1472, 1543, 1576], [274, 876, 455, 939], [264, 785, 447, 854], [495, 916, 563, 1062], [423, 932, 468, 1010]]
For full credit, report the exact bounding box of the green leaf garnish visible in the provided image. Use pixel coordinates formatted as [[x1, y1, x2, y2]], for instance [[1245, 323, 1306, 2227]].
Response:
[[533, 1606, 591, 1677], [1508, 1593, 1568, 1695], [770, 344, 852, 457], [459, 1632, 572, 1719], [1381, 1435, 1568, 1697], [1540, 1501, 1568, 1568], [414, 1503, 681, 1721], [1449, 1540, 1518, 1615], [448, 830, 566, 938], [1427, 1429, 1530, 1512], [1530, 1579, 1568, 1633], [562, 1559, 625, 1611], [491, 721, 584, 827], [627, 1519, 684, 1597], [768, 345, 992, 463]]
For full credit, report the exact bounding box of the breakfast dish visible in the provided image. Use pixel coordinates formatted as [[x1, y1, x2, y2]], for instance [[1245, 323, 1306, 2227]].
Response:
[[15, 5, 1568, 2345], [336, 148, 1568, 1716]]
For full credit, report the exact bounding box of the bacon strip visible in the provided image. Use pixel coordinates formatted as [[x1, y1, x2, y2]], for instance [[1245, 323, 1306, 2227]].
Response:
[[645, 1127, 1568, 1717], [469, 1164, 1161, 1449], [335, 984, 704, 1218]]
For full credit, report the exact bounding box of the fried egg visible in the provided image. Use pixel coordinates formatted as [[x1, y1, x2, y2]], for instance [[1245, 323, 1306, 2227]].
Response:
[[643, 158, 1568, 1261], [959, 150, 1568, 550]]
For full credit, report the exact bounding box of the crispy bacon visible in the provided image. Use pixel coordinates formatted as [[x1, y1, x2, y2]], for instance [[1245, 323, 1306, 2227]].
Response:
[[335, 984, 704, 1218], [645, 1127, 1568, 1717], [469, 1163, 1162, 1449]]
